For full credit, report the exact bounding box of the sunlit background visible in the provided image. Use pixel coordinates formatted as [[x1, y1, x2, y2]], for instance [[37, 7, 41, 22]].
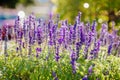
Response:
[[0, 0, 120, 30]]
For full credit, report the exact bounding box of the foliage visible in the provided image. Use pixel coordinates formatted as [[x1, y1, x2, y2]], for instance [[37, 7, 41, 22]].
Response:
[[89, 55, 120, 80], [0, 47, 120, 80], [56, 0, 120, 25]]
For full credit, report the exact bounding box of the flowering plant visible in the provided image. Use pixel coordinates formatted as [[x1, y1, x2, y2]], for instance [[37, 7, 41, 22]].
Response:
[[0, 12, 120, 80]]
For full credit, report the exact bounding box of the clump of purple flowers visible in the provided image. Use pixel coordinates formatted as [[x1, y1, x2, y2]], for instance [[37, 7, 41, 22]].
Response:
[[12, 12, 120, 59], [1, 11, 120, 79]]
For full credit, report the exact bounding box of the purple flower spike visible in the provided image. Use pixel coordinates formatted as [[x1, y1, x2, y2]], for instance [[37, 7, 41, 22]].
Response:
[[90, 40, 101, 58], [37, 27, 42, 45], [52, 71, 58, 80], [78, 12, 82, 23], [91, 20, 97, 32], [82, 75, 88, 80], [70, 50, 77, 74], [80, 27, 85, 43], [55, 46, 60, 62], [52, 71, 56, 77], [36, 48, 42, 57], [108, 44, 112, 55], [36, 48, 42, 52], [76, 42, 82, 60], [54, 77, 58, 80], [88, 65, 93, 75]]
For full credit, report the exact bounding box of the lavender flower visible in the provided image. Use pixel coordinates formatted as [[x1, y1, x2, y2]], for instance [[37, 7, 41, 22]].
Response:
[[90, 39, 101, 58], [68, 26, 74, 44], [48, 24, 56, 46], [54, 77, 58, 80], [55, 46, 60, 62], [58, 23, 66, 44], [52, 71, 56, 77], [79, 25, 85, 43], [100, 23, 108, 46], [91, 20, 97, 32], [84, 46, 89, 59], [36, 48, 42, 57], [73, 25, 76, 44], [52, 71, 58, 80], [108, 43, 112, 55], [78, 12, 82, 24], [85, 22, 90, 32], [52, 25, 57, 45], [76, 42, 82, 60], [37, 27, 42, 45], [49, 30, 53, 45], [88, 65, 93, 75], [70, 50, 77, 74], [82, 75, 88, 80]]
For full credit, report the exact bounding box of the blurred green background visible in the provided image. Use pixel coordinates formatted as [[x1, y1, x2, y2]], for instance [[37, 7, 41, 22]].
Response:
[[0, 0, 120, 30], [54, 0, 120, 30]]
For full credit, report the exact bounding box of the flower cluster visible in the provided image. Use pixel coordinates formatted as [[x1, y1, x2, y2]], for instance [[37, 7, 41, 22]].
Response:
[[1, 12, 120, 79]]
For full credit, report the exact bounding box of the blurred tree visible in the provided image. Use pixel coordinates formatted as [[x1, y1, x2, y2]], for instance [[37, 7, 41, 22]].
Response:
[[0, 0, 34, 8], [55, 0, 120, 25]]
